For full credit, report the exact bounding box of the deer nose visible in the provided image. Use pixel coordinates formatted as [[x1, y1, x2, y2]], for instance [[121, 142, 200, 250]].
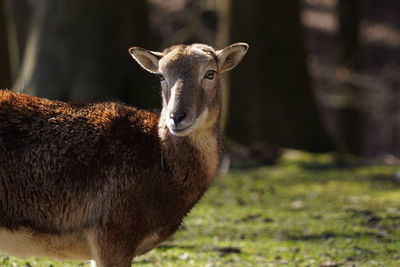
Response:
[[169, 112, 187, 126]]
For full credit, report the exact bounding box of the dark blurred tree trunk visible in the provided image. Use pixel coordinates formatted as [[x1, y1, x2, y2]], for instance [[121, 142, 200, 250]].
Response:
[[13, 0, 158, 109], [0, 0, 12, 88], [5, 0, 33, 79], [338, 0, 360, 67], [227, 0, 334, 152], [336, 0, 362, 155]]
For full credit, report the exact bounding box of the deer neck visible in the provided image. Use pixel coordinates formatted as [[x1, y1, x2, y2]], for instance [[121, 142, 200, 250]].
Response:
[[158, 109, 221, 188]]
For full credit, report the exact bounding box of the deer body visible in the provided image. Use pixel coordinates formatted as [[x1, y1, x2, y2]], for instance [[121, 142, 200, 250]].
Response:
[[0, 43, 248, 266]]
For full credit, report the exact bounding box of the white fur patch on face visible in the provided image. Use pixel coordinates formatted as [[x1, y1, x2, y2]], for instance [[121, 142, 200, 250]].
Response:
[[194, 108, 209, 131], [166, 81, 179, 130]]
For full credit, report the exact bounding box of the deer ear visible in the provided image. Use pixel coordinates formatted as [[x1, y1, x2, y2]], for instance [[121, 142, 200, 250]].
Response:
[[216, 43, 249, 73], [128, 47, 164, 73]]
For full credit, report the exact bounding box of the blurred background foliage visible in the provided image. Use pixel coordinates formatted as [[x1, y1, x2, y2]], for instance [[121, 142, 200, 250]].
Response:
[[1, 0, 400, 164]]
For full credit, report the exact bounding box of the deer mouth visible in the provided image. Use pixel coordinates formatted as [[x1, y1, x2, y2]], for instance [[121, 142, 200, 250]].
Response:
[[167, 108, 209, 137], [168, 122, 195, 136]]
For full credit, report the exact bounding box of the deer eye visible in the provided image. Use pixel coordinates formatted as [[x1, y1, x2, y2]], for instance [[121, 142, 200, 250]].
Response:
[[204, 70, 216, 80], [158, 74, 165, 81]]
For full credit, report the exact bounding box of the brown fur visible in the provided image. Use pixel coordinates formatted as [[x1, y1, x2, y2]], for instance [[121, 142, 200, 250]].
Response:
[[0, 42, 248, 266], [0, 90, 217, 263]]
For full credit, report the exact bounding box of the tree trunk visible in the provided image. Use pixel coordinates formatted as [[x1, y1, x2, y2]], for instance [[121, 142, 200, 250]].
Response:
[[338, 0, 360, 68], [0, 0, 12, 88], [4, 0, 34, 80], [14, 0, 158, 109], [336, 0, 362, 155], [228, 0, 333, 152]]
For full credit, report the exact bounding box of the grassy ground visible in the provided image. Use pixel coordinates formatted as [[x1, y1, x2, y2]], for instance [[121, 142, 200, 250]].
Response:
[[1, 151, 400, 266]]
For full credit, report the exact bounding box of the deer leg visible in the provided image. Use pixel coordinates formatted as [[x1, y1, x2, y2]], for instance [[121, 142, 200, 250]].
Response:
[[88, 230, 136, 267]]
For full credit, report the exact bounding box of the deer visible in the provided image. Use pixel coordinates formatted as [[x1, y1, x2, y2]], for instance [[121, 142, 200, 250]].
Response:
[[0, 42, 248, 267]]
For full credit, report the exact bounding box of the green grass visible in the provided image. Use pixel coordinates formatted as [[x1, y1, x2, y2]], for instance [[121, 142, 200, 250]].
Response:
[[1, 151, 400, 266]]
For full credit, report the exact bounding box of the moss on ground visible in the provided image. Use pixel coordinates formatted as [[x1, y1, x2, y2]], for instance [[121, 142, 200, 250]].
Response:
[[1, 151, 400, 266]]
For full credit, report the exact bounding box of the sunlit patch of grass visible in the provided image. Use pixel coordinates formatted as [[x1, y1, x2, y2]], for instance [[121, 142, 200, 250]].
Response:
[[1, 151, 400, 266]]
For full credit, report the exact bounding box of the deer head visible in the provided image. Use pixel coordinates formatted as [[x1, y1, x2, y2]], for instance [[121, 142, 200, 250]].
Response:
[[129, 43, 248, 136]]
